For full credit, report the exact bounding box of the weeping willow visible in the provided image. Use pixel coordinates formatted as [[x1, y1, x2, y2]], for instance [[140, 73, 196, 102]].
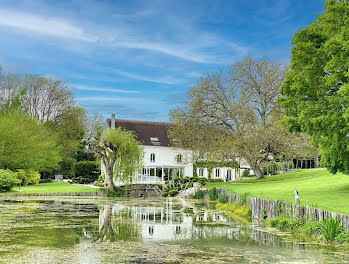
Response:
[[97, 127, 143, 188]]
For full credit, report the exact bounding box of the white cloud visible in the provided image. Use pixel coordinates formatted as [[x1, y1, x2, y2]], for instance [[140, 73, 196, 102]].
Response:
[[76, 96, 156, 104], [69, 84, 140, 94], [0, 9, 96, 42]]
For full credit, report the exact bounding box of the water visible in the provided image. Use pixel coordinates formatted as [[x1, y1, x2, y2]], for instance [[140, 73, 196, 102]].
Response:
[[0, 197, 348, 264]]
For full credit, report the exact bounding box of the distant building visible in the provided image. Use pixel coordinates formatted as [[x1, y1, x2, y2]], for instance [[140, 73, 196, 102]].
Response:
[[102, 114, 251, 185]]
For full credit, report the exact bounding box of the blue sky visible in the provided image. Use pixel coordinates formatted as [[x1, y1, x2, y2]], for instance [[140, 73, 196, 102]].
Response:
[[0, 0, 325, 121]]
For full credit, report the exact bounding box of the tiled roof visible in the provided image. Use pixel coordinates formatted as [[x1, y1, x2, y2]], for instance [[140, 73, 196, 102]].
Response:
[[106, 119, 171, 147]]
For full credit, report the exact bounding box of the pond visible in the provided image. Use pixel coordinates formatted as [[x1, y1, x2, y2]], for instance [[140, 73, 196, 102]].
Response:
[[0, 197, 348, 264]]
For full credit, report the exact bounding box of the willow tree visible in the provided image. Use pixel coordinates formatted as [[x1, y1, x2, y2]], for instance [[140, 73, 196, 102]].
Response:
[[90, 127, 143, 189], [169, 56, 316, 179]]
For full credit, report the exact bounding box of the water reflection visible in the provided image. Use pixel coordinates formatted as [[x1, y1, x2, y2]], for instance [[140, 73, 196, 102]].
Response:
[[0, 198, 348, 264]]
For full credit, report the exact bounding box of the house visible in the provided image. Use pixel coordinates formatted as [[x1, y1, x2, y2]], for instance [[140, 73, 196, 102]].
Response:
[[102, 114, 250, 185]]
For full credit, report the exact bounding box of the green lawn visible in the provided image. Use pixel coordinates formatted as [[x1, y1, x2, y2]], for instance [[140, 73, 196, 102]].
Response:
[[207, 168, 349, 215], [2, 182, 98, 194]]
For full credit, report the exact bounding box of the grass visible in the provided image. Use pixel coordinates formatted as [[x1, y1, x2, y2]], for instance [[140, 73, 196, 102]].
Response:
[[207, 168, 349, 215], [1, 182, 98, 194]]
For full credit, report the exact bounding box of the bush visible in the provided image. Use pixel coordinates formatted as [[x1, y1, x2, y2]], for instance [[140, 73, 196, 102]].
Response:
[[169, 189, 179, 197], [198, 178, 207, 186], [304, 221, 322, 235], [208, 187, 218, 201], [208, 178, 224, 183], [335, 231, 349, 243], [0, 170, 20, 192], [320, 217, 342, 241], [218, 194, 229, 203], [266, 216, 300, 231], [107, 186, 125, 197], [17, 169, 40, 185], [73, 161, 100, 184], [242, 169, 250, 177], [93, 181, 104, 187], [193, 189, 204, 199], [162, 191, 169, 197]]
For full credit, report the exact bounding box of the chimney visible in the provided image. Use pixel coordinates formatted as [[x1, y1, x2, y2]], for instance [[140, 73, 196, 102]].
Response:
[[111, 114, 116, 128]]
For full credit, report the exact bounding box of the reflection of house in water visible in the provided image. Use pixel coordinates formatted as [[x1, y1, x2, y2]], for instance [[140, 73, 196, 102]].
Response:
[[102, 199, 236, 242]]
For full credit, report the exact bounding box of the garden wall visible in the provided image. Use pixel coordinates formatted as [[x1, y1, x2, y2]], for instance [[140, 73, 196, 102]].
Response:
[[212, 188, 349, 231]]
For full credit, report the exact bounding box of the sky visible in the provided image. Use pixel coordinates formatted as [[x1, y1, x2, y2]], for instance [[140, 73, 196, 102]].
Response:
[[0, 0, 325, 122]]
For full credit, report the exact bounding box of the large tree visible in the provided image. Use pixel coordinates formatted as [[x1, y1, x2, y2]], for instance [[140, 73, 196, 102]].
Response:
[[170, 56, 316, 179], [0, 110, 61, 171], [89, 127, 143, 189], [280, 0, 349, 174]]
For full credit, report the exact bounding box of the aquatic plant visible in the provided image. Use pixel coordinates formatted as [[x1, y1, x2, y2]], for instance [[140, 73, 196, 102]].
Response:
[[193, 189, 204, 199], [208, 187, 218, 201], [218, 194, 229, 204], [320, 217, 342, 241]]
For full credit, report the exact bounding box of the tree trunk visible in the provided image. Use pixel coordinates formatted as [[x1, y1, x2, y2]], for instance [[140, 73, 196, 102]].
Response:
[[103, 158, 114, 190], [251, 164, 264, 179]]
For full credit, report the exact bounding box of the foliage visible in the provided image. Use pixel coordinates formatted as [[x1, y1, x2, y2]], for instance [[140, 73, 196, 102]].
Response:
[[16, 169, 40, 185], [169, 56, 315, 179], [335, 231, 349, 243], [90, 127, 143, 189], [280, 0, 349, 174], [0, 169, 20, 192], [216, 202, 251, 223], [193, 189, 204, 199], [242, 170, 250, 177], [93, 181, 104, 187], [208, 187, 218, 201], [161, 191, 168, 197], [0, 110, 61, 171], [106, 186, 125, 197], [169, 189, 179, 197], [240, 192, 251, 205], [320, 217, 342, 241], [46, 107, 87, 177], [266, 216, 301, 231], [72, 161, 100, 184], [218, 194, 229, 203]]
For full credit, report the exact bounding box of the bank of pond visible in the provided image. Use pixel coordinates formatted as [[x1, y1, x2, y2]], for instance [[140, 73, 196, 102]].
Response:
[[0, 196, 349, 263]]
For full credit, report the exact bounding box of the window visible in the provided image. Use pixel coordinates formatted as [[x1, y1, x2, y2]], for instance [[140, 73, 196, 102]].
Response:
[[142, 168, 147, 176], [176, 154, 182, 163], [149, 168, 155, 177], [150, 153, 155, 162], [149, 226, 154, 236], [226, 169, 232, 181], [198, 168, 204, 177], [215, 168, 220, 178], [150, 137, 159, 142]]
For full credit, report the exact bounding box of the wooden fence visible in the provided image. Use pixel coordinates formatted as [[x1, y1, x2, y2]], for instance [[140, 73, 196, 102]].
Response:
[[212, 188, 349, 231]]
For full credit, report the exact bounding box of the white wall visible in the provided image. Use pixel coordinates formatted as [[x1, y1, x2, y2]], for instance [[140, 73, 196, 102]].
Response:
[[143, 145, 193, 177]]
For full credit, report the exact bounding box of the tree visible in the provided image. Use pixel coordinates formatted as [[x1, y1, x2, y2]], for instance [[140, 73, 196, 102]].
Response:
[[169, 56, 315, 179], [89, 127, 143, 189], [0, 110, 61, 171], [280, 0, 349, 174], [46, 107, 87, 176]]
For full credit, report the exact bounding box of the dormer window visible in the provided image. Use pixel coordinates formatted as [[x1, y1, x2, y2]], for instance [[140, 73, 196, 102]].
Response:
[[150, 153, 156, 162], [176, 154, 182, 164]]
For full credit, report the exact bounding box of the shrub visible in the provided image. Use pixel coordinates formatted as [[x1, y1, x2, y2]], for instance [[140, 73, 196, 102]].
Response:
[[242, 169, 250, 177], [107, 186, 125, 197], [198, 178, 207, 186], [320, 217, 342, 241], [17, 169, 40, 185], [304, 221, 322, 235], [208, 187, 218, 201], [169, 189, 179, 197], [93, 181, 104, 187], [0, 169, 20, 192], [335, 231, 349, 243], [73, 161, 100, 184], [218, 194, 229, 203], [162, 191, 169, 197], [193, 189, 204, 199], [240, 192, 251, 205]]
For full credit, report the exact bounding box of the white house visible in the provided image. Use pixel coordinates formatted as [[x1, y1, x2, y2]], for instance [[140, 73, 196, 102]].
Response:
[[102, 114, 251, 184], [102, 114, 194, 185]]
